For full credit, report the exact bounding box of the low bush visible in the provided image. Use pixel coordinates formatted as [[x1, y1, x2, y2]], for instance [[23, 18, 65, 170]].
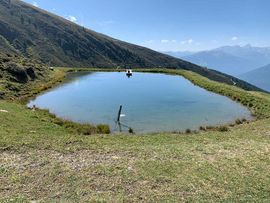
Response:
[[217, 126, 229, 132], [199, 126, 206, 131], [185, 129, 191, 134], [235, 119, 243, 125], [97, 124, 111, 134]]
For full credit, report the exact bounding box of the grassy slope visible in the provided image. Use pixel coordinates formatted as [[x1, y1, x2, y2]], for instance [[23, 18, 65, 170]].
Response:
[[1, 69, 270, 202]]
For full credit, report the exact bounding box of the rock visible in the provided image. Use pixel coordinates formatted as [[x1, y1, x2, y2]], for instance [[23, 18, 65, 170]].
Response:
[[26, 67, 37, 79], [6, 62, 28, 83], [0, 91, 5, 99]]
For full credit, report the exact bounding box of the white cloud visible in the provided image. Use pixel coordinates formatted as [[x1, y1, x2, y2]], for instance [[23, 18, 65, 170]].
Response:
[[231, 36, 238, 41], [181, 39, 193, 44], [67, 15, 77, 23], [161, 39, 177, 43], [32, 1, 39, 7], [161, 40, 169, 43]]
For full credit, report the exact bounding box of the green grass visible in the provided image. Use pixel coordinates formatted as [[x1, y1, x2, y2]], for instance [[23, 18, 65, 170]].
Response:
[[1, 68, 270, 202]]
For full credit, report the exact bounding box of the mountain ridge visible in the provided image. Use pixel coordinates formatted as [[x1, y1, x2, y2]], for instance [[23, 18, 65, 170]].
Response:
[[166, 45, 270, 76], [239, 64, 270, 92], [0, 0, 264, 92]]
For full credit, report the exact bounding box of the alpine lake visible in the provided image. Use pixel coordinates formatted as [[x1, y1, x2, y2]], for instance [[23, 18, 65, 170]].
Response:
[[28, 71, 252, 133]]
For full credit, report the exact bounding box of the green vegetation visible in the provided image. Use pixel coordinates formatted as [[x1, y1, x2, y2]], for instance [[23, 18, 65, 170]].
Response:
[[0, 53, 51, 100], [1, 67, 270, 202], [1, 101, 270, 202]]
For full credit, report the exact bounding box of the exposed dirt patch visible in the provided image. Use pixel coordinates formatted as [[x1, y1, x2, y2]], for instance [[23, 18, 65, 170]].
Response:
[[1, 150, 137, 171]]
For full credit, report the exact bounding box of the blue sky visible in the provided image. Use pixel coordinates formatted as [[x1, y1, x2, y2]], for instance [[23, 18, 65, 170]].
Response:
[[23, 0, 270, 51]]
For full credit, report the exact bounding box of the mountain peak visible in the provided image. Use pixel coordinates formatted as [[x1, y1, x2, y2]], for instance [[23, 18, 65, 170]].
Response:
[[244, 44, 252, 48]]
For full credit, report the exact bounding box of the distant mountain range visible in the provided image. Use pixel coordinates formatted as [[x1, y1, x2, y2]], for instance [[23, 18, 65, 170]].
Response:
[[239, 64, 270, 92], [166, 45, 270, 76], [163, 51, 195, 58], [0, 0, 263, 92]]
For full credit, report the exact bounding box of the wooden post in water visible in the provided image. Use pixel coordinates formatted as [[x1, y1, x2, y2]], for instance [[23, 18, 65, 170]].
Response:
[[117, 105, 122, 123]]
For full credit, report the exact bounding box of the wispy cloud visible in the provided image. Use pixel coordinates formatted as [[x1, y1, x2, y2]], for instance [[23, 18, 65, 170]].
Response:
[[160, 39, 177, 43], [32, 1, 39, 7], [161, 40, 169, 43], [66, 15, 77, 23], [181, 39, 193, 44], [231, 36, 238, 41]]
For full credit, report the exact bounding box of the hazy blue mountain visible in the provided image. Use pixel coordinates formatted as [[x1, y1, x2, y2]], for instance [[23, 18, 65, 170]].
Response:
[[182, 50, 258, 76], [163, 51, 195, 58], [165, 45, 270, 76], [239, 64, 270, 92], [216, 45, 270, 66]]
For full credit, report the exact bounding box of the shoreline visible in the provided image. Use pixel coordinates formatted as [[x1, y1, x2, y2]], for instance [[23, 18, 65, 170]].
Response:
[[10, 67, 270, 135]]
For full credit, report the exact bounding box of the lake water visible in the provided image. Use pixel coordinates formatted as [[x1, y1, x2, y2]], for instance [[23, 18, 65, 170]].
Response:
[[28, 72, 252, 133]]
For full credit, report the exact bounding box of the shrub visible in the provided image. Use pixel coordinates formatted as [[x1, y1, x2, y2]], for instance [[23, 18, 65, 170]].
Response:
[[199, 126, 206, 131], [206, 126, 214, 130], [97, 124, 111, 134], [185, 129, 191, 134], [217, 126, 229, 132], [235, 119, 242, 125], [128, 128, 134, 134], [54, 119, 64, 126]]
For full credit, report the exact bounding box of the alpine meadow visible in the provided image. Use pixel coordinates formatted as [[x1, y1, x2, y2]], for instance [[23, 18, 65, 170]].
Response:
[[1, 0, 270, 202]]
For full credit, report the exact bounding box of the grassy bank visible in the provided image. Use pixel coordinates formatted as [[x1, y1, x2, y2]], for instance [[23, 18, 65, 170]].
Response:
[[1, 100, 270, 202], [1, 68, 270, 202]]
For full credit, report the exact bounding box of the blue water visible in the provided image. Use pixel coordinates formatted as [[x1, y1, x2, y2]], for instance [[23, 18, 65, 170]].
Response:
[[28, 72, 252, 133]]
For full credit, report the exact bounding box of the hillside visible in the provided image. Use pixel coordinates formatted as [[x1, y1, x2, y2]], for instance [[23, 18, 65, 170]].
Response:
[[0, 0, 203, 69], [240, 64, 270, 92], [0, 52, 51, 99], [0, 0, 263, 92]]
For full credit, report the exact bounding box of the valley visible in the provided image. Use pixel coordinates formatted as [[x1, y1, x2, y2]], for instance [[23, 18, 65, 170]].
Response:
[[1, 0, 270, 202]]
